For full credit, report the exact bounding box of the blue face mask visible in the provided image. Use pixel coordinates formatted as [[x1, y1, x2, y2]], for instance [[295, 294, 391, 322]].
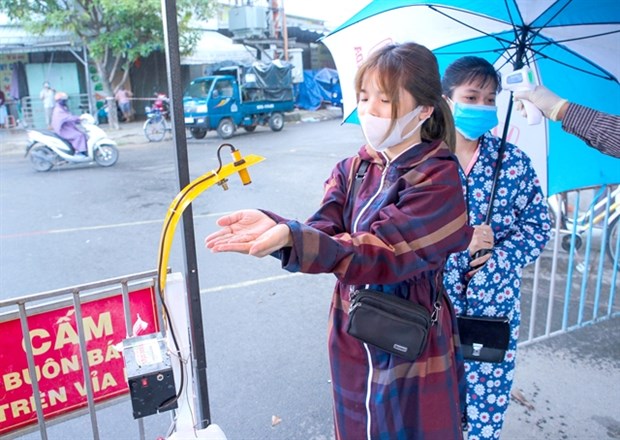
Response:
[[451, 101, 499, 141], [57, 99, 68, 107]]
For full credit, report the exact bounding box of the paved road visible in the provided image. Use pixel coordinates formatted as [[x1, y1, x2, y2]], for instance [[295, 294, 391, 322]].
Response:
[[1, 117, 618, 439], [1, 118, 355, 440]]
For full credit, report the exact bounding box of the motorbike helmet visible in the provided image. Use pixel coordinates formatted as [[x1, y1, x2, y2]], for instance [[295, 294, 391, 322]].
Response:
[[54, 91, 69, 107]]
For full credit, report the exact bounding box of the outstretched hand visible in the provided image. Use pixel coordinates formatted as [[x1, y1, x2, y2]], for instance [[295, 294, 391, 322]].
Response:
[[205, 209, 292, 257], [205, 209, 275, 254]]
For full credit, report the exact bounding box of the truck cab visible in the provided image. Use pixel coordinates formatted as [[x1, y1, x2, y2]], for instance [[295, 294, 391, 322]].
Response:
[[183, 76, 240, 139]]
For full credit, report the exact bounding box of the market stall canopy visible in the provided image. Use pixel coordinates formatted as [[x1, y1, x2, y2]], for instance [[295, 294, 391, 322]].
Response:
[[0, 24, 82, 54]]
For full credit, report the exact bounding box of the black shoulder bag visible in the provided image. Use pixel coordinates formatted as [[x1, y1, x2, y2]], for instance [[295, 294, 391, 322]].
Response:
[[344, 159, 440, 362], [457, 136, 510, 363]]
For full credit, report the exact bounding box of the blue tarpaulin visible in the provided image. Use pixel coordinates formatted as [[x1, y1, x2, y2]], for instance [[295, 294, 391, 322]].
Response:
[[295, 68, 342, 111]]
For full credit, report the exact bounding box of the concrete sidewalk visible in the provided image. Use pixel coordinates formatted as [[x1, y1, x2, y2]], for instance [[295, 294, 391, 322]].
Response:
[[0, 106, 343, 156], [501, 317, 620, 439]]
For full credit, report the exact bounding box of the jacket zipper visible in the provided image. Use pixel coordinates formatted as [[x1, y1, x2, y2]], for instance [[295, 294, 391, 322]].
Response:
[[351, 156, 390, 440]]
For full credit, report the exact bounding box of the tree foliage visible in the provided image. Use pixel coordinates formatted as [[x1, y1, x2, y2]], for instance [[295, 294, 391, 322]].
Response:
[[1, 0, 215, 112]]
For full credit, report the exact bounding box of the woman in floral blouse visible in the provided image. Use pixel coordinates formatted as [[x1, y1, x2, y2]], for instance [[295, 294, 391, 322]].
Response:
[[442, 56, 552, 440]]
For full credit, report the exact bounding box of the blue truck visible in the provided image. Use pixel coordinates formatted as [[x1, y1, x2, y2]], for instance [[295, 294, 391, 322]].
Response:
[[183, 61, 295, 139]]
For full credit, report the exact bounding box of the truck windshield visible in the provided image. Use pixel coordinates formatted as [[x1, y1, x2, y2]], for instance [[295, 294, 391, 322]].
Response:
[[185, 79, 213, 98]]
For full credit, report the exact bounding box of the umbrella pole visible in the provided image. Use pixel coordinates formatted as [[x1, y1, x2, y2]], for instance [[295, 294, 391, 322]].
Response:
[[485, 29, 528, 223], [485, 97, 513, 224]]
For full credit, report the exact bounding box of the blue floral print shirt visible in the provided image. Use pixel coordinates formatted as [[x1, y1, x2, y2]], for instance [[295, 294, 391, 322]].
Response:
[[443, 132, 551, 439]]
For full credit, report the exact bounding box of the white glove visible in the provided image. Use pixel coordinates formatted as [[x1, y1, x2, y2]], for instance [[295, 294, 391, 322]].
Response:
[[513, 85, 568, 121]]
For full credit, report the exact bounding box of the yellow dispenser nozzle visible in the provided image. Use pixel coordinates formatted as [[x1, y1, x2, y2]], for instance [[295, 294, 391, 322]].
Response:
[[157, 148, 265, 294], [231, 148, 252, 185]]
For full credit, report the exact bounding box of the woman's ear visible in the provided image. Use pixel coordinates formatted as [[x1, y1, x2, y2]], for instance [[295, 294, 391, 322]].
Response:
[[420, 105, 434, 121]]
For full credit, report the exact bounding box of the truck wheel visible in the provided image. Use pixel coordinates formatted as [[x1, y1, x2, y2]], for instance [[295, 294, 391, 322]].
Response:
[[217, 118, 235, 139], [269, 112, 284, 132], [190, 128, 207, 139]]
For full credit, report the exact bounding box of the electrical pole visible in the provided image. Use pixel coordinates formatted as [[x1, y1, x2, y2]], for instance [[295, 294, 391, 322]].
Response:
[[282, 0, 289, 60]]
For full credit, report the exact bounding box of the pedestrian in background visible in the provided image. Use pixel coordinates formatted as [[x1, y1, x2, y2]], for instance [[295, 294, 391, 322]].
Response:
[[0, 90, 8, 129], [206, 42, 473, 439], [441, 56, 552, 440], [115, 87, 133, 122], [40, 81, 56, 128]]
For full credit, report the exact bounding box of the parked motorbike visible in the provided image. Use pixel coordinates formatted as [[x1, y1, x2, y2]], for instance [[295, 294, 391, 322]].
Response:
[[143, 105, 171, 142], [25, 114, 119, 172], [152, 92, 170, 118]]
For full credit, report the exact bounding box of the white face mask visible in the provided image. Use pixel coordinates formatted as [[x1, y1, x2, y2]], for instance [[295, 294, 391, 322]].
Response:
[[359, 106, 425, 152]]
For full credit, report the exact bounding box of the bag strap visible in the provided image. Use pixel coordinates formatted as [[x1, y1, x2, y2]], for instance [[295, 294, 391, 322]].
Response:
[[350, 159, 370, 203], [350, 159, 443, 324], [348, 159, 370, 299]]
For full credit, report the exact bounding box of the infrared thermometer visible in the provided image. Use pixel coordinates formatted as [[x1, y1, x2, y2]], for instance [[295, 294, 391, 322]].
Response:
[[502, 66, 543, 125]]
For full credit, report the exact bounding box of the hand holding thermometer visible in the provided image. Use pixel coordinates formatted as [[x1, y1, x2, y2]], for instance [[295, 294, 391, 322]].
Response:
[[502, 66, 543, 125]]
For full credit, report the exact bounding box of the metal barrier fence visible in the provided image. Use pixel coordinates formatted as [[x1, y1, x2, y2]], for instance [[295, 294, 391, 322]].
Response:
[[518, 184, 620, 347], [0, 270, 166, 440]]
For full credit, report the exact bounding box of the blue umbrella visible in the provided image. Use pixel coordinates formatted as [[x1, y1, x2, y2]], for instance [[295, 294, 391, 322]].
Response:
[[322, 0, 620, 195]]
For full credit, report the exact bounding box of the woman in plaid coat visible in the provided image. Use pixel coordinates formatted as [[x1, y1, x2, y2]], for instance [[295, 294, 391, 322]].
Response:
[[206, 43, 475, 439]]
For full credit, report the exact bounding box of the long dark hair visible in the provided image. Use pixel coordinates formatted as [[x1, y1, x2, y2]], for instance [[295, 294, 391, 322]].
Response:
[[354, 42, 456, 152], [441, 56, 501, 99]]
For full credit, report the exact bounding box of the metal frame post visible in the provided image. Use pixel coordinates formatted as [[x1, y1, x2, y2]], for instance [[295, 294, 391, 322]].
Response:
[[160, 0, 211, 428]]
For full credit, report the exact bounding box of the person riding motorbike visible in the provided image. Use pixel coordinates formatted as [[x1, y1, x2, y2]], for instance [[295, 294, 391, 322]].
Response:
[[51, 92, 88, 157]]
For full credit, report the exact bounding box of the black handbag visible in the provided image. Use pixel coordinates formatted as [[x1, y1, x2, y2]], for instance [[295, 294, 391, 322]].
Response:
[[457, 315, 510, 363], [347, 289, 437, 361]]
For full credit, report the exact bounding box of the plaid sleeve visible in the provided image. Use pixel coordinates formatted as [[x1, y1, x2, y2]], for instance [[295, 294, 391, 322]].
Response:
[[562, 103, 620, 158], [280, 159, 472, 285]]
